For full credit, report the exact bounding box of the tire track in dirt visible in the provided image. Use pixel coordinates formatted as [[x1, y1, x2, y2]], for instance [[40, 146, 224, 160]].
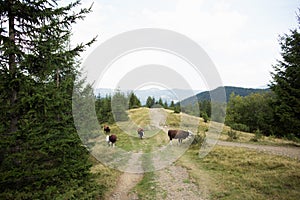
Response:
[[155, 165, 204, 200], [106, 109, 166, 200], [150, 108, 205, 199], [217, 140, 300, 160], [108, 153, 144, 200]]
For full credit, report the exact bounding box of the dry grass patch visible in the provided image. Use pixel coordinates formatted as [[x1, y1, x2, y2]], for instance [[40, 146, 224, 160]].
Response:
[[166, 112, 181, 128], [184, 145, 300, 200], [128, 107, 151, 127]]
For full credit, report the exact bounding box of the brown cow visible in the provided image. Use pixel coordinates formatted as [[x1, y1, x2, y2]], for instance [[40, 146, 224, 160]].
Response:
[[168, 129, 193, 145], [104, 125, 111, 133], [106, 134, 117, 147]]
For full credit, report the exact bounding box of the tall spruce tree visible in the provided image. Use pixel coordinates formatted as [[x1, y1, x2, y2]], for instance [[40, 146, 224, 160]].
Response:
[[128, 92, 141, 109], [111, 90, 129, 121], [0, 0, 99, 198], [95, 94, 114, 124], [270, 10, 300, 138], [146, 96, 155, 108]]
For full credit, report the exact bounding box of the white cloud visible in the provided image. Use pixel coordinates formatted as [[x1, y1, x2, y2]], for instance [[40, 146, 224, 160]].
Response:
[[141, 0, 247, 41], [71, 0, 299, 89], [97, 50, 208, 90]]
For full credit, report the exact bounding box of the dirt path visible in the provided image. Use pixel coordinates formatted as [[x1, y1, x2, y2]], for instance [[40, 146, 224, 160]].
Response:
[[108, 153, 144, 200], [149, 108, 168, 132], [150, 109, 205, 200], [155, 165, 204, 200], [106, 109, 167, 200], [107, 140, 299, 199], [108, 172, 143, 200], [217, 140, 300, 160]]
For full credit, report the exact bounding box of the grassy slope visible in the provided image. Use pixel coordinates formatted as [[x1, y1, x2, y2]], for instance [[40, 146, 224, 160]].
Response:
[[179, 146, 300, 200], [93, 107, 300, 199]]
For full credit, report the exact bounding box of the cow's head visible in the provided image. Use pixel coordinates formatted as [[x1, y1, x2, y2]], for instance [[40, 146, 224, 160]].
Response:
[[187, 130, 193, 137]]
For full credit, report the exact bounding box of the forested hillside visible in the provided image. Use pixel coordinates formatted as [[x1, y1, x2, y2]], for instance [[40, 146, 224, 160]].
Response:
[[181, 86, 269, 105], [0, 1, 100, 198]]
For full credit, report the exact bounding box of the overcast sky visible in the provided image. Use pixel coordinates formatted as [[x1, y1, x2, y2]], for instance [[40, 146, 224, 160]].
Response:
[[70, 0, 299, 90]]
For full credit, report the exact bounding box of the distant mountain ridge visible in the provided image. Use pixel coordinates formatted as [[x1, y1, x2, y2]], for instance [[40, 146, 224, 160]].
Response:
[[94, 88, 201, 105], [181, 86, 270, 105], [95, 86, 270, 105]]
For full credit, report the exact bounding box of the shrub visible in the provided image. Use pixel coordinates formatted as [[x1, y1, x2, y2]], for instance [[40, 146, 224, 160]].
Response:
[[174, 106, 181, 113], [250, 129, 263, 142], [192, 134, 205, 146], [230, 123, 250, 132], [227, 129, 238, 141], [201, 112, 209, 123]]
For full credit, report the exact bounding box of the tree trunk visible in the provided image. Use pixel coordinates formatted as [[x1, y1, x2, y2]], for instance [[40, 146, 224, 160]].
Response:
[[56, 68, 60, 88], [8, 0, 18, 133]]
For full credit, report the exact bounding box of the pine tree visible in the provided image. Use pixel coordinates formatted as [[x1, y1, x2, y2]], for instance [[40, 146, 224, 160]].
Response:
[[270, 11, 300, 138], [174, 103, 181, 113], [170, 100, 175, 109], [158, 97, 164, 107], [95, 94, 114, 124], [163, 100, 168, 109], [128, 92, 141, 109], [0, 0, 99, 198], [199, 100, 212, 117], [146, 96, 155, 108], [112, 90, 129, 121]]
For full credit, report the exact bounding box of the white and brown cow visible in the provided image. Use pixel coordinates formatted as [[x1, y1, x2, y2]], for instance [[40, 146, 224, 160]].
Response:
[[168, 129, 193, 145], [106, 134, 117, 147], [137, 128, 144, 139]]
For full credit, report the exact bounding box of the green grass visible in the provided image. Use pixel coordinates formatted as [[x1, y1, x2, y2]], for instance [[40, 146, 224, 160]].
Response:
[[179, 146, 300, 200], [93, 107, 300, 199], [183, 179, 191, 184], [88, 156, 121, 199], [132, 171, 157, 199], [219, 124, 300, 147], [107, 108, 170, 152], [131, 147, 158, 199], [110, 124, 168, 152]]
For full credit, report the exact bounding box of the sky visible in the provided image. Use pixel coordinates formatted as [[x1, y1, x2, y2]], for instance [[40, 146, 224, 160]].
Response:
[[69, 0, 299, 90]]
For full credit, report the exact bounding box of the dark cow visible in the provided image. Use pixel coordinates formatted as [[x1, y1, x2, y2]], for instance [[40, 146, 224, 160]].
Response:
[[137, 128, 144, 139], [104, 125, 111, 134], [168, 129, 193, 145], [106, 134, 117, 147]]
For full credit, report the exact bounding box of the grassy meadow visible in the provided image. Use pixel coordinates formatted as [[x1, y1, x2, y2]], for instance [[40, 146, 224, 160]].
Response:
[[91, 107, 300, 199], [179, 146, 300, 200]]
